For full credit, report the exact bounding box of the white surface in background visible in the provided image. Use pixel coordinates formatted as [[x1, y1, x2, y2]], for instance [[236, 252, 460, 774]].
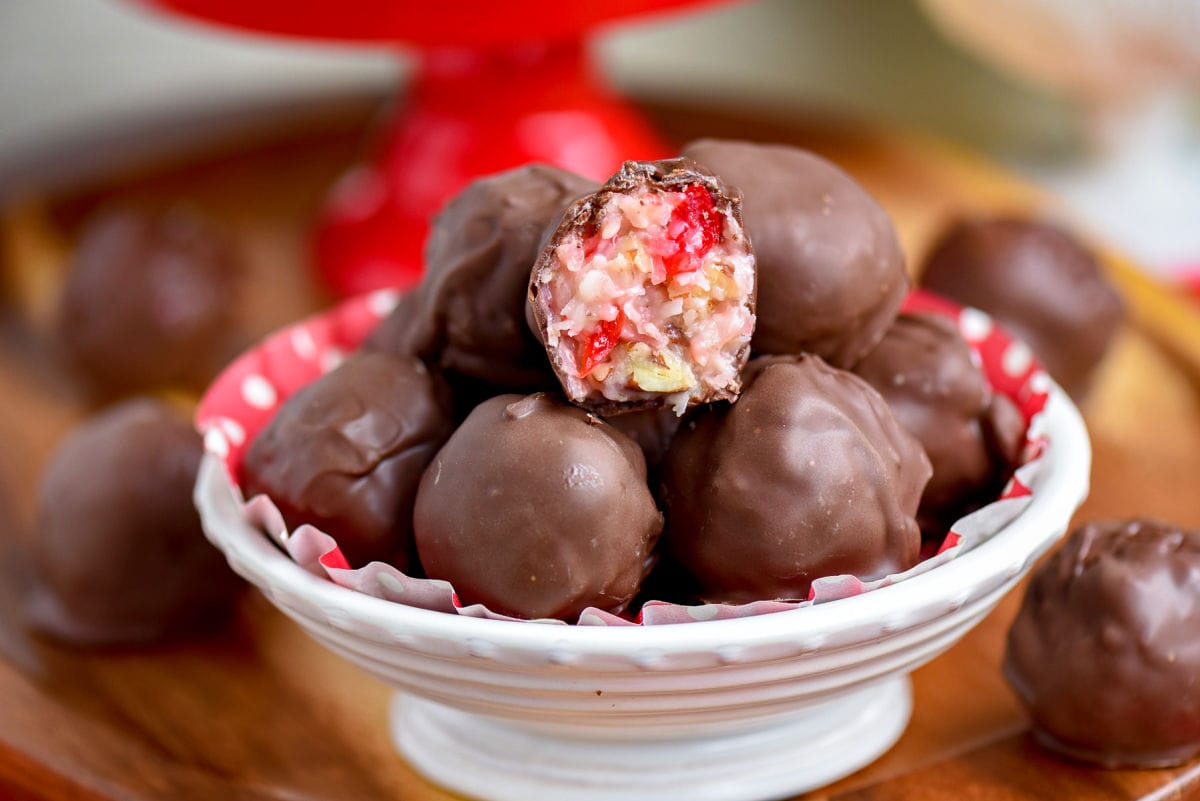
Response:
[[919, 0, 1200, 273], [1037, 92, 1200, 273], [920, 0, 1200, 103]]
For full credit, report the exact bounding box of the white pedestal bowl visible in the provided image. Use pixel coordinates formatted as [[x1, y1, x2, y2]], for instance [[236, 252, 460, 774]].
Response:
[[195, 384, 1089, 801]]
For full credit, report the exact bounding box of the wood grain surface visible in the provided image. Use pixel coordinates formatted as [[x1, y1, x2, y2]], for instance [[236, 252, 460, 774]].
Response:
[[0, 100, 1198, 801]]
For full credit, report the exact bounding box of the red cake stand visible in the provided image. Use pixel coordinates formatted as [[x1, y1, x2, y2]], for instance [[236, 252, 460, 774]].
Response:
[[141, 0, 734, 295]]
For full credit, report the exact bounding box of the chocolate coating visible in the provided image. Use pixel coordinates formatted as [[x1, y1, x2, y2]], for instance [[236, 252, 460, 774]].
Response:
[[413, 393, 663, 621], [528, 157, 755, 414], [29, 398, 241, 645], [366, 164, 598, 391], [1005, 519, 1200, 767], [661, 355, 930, 603], [56, 206, 238, 394], [240, 351, 454, 570], [607, 407, 682, 478], [682, 139, 907, 368], [853, 313, 1025, 539], [920, 217, 1124, 399]]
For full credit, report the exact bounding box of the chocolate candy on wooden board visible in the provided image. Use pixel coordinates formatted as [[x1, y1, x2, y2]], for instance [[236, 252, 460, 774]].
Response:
[[1006, 519, 1200, 768], [56, 206, 239, 395], [919, 217, 1123, 400], [30, 398, 242, 646]]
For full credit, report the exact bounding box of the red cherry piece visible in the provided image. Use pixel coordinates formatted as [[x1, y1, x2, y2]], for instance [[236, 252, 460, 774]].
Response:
[[578, 311, 624, 377], [583, 232, 615, 261], [663, 184, 721, 278]]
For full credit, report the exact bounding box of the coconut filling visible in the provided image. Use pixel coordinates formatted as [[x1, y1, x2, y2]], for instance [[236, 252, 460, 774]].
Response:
[[539, 184, 755, 414]]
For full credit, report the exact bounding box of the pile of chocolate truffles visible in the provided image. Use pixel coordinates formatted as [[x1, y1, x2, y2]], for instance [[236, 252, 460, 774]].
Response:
[[27, 206, 248, 647], [243, 140, 1031, 621]]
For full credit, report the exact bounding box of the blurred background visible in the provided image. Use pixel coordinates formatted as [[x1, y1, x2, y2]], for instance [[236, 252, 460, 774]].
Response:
[[0, 0, 1080, 163], [3, 0, 1197, 278]]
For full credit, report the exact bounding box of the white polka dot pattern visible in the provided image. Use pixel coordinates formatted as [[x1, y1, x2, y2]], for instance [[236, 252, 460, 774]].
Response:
[[1029, 370, 1052, 394], [203, 426, 229, 458], [320, 347, 345, 374], [290, 327, 317, 360], [957, 307, 993, 341], [1002, 341, 1033, 377], [217, 416, 246, 446], [368, 288, 401, 317], [241, 374, 278, 410]]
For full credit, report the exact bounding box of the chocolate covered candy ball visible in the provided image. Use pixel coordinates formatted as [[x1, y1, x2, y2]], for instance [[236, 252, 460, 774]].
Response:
[[529, 158, 756, 415], [29, 398, 241, 645], [853, 313, 1025, 538], [681, 139, 907, 368], [1005, 519, 1200, 767], [919, 217, 1124, 399], [240, 352, 454, 569], [662, 355, 930, 603], [56, 206, 239, 394], [414, 393, 663, 621], [607, 407, 682, 478], [367, 164, 598, 391]]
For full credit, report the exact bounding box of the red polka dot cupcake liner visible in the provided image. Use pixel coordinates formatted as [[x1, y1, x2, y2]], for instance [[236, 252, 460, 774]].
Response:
[[197, 289, 1052, 626]]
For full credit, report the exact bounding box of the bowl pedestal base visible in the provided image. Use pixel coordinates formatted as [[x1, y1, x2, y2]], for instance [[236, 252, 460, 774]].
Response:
[[391, 675, 912, 801]]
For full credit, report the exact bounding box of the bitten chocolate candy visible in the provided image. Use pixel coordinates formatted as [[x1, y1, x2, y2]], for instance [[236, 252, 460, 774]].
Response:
[[529, 158, 756, 416], [661, 355, 930, 603], [366, 164, 598, 392], [681, 139, 907, 368], [853, 313, 1025, 539], [1005, 519, 1200, 768], [240, 352, 454, 570], [29, 398, 241, 646], [919, 217, 1124, 399], [413, 393, 663, 621], [56, 205, 239, 394]]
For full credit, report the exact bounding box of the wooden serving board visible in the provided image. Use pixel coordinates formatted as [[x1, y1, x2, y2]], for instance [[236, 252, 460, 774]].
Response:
[[1, 100, 1199, 801]]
